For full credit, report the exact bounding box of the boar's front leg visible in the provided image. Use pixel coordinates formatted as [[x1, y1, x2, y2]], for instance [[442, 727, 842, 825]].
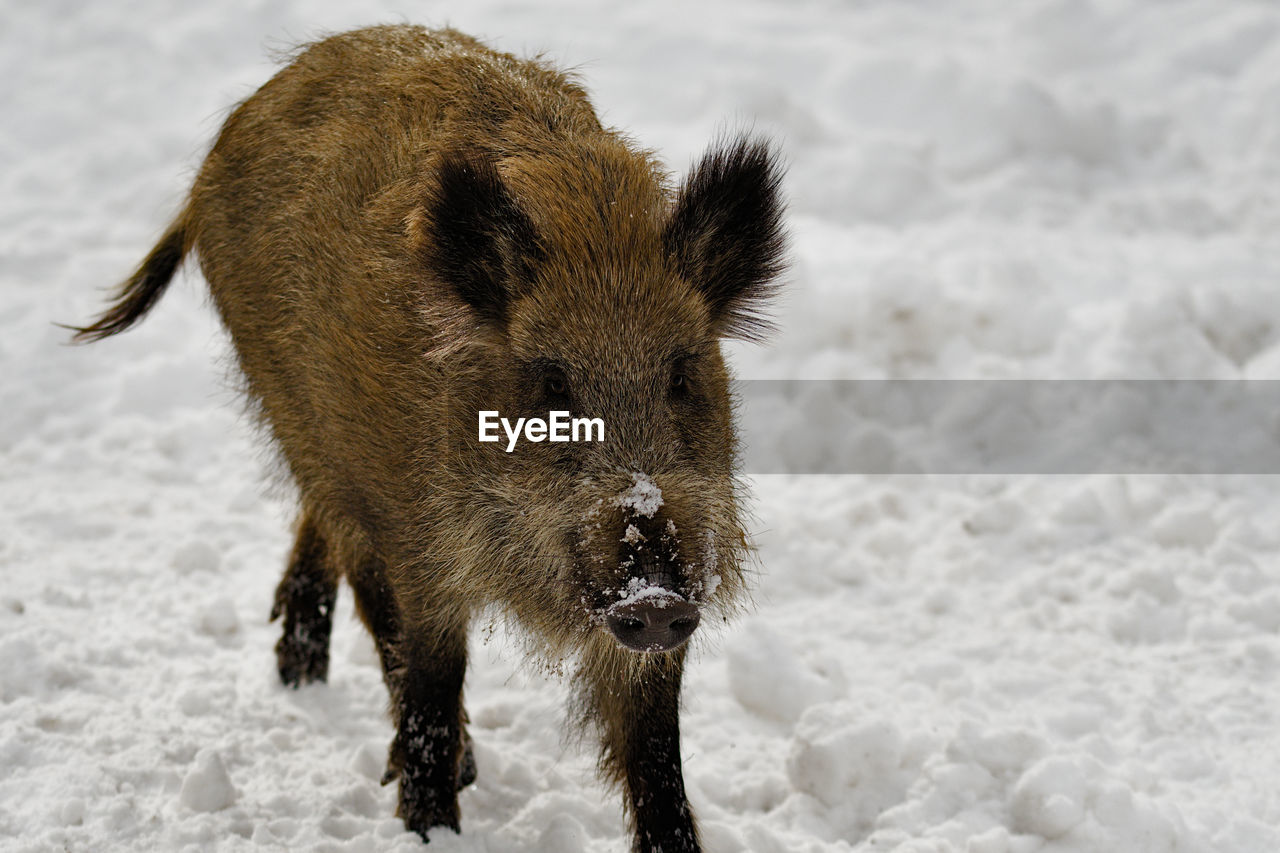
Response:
[[382, 606, 470, 841], [350, 556, 478, 802], [347, 552, 406, 701], [591, 648, 700, 853]]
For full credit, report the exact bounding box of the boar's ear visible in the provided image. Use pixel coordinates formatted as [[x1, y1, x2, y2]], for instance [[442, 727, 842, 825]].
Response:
[[420, 150, 542, 325], [664, 137, 787, 341]]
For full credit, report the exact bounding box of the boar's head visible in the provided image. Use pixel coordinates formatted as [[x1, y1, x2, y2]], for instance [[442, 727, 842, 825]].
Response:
[[415, 135, 786, 655]]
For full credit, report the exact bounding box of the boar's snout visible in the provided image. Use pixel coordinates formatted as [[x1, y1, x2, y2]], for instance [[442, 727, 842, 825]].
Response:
[[605, 591, 700, 653], [602, 505, 701, 651]]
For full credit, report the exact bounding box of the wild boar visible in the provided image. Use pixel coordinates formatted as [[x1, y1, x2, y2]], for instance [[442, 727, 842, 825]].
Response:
[[74, 24, 786, 852]]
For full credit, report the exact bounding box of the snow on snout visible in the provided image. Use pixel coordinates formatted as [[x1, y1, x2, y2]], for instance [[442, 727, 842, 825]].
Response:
[[615, 577, 683, 608], [617, 472, 663, 517]]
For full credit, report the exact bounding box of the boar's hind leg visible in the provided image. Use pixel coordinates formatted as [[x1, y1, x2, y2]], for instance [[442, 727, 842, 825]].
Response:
[[590, 649, 700, 853], [269, 512, 337, 687]]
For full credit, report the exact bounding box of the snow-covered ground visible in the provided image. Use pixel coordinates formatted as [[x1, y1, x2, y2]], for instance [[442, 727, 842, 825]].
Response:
[[4, 0, 1279, 850]]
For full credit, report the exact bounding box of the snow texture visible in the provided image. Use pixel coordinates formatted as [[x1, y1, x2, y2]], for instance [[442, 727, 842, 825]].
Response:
[[623, 524, 644, 546], [615, 578, 681, 609], [179, 749, 237, 814], [617, 472, 664, 518], [4, 1, 1280, 851]]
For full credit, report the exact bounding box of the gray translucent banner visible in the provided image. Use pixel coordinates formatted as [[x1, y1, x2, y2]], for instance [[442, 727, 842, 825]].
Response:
[[735, 380, 1280, 474]]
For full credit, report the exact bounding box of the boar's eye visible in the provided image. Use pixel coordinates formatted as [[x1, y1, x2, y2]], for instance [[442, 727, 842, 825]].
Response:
[[543, 368, 570, 400], [670, 355, 702, 403]]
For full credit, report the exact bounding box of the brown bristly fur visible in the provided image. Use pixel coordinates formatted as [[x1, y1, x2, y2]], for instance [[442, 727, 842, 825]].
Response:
[[73, 25, 786, 853]]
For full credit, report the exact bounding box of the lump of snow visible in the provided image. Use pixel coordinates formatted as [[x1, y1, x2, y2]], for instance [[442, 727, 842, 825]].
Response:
[[59, 797, 86, 827], [1107, 592, 1187, 644], [1150, 504, 1218, 550], [0, 636, 85, 702], [788, 712, 904, 806], [172, 540, 220, 574], [1228, 591, 1280, 632], [786, 704, 925, 832], [951, 725, 1045, 776], [727, 624, 842, 722], [177, 688, 211, 717], [963, 498, 1027, 536], [197, 596, 240, 637], [966, 826, 1012, 853], [180, 749, 236, 813], [536, 813, 587, 853], [617, 472, 663, 518], [1010, 757, 1087, 838], [348, 741, 386, 781]]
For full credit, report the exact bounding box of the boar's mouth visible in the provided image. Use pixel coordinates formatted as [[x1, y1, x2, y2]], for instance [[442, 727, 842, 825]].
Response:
[[604, 586, 700, 653]]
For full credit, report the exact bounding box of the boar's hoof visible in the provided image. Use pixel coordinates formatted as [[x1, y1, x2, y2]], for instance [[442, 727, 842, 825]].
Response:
[[398, 775, 461, 841], [274, 624, 330, 688], [458, 732, 477, 790], [606, 593, 700, 652]]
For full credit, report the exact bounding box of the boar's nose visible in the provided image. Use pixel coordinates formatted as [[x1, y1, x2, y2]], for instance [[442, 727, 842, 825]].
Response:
[[605, 591, 700, 653]]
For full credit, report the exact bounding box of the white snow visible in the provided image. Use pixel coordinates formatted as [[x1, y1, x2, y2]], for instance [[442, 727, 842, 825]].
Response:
[[180, 749, 238, 813], [615, 577, 679, 608], [617, 472, 664, 518], [622, 524, 644, 546], [3, 1, 1279, 852]]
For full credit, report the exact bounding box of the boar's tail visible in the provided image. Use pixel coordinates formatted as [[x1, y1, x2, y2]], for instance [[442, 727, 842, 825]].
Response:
[[69, 211, 192, 343]]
